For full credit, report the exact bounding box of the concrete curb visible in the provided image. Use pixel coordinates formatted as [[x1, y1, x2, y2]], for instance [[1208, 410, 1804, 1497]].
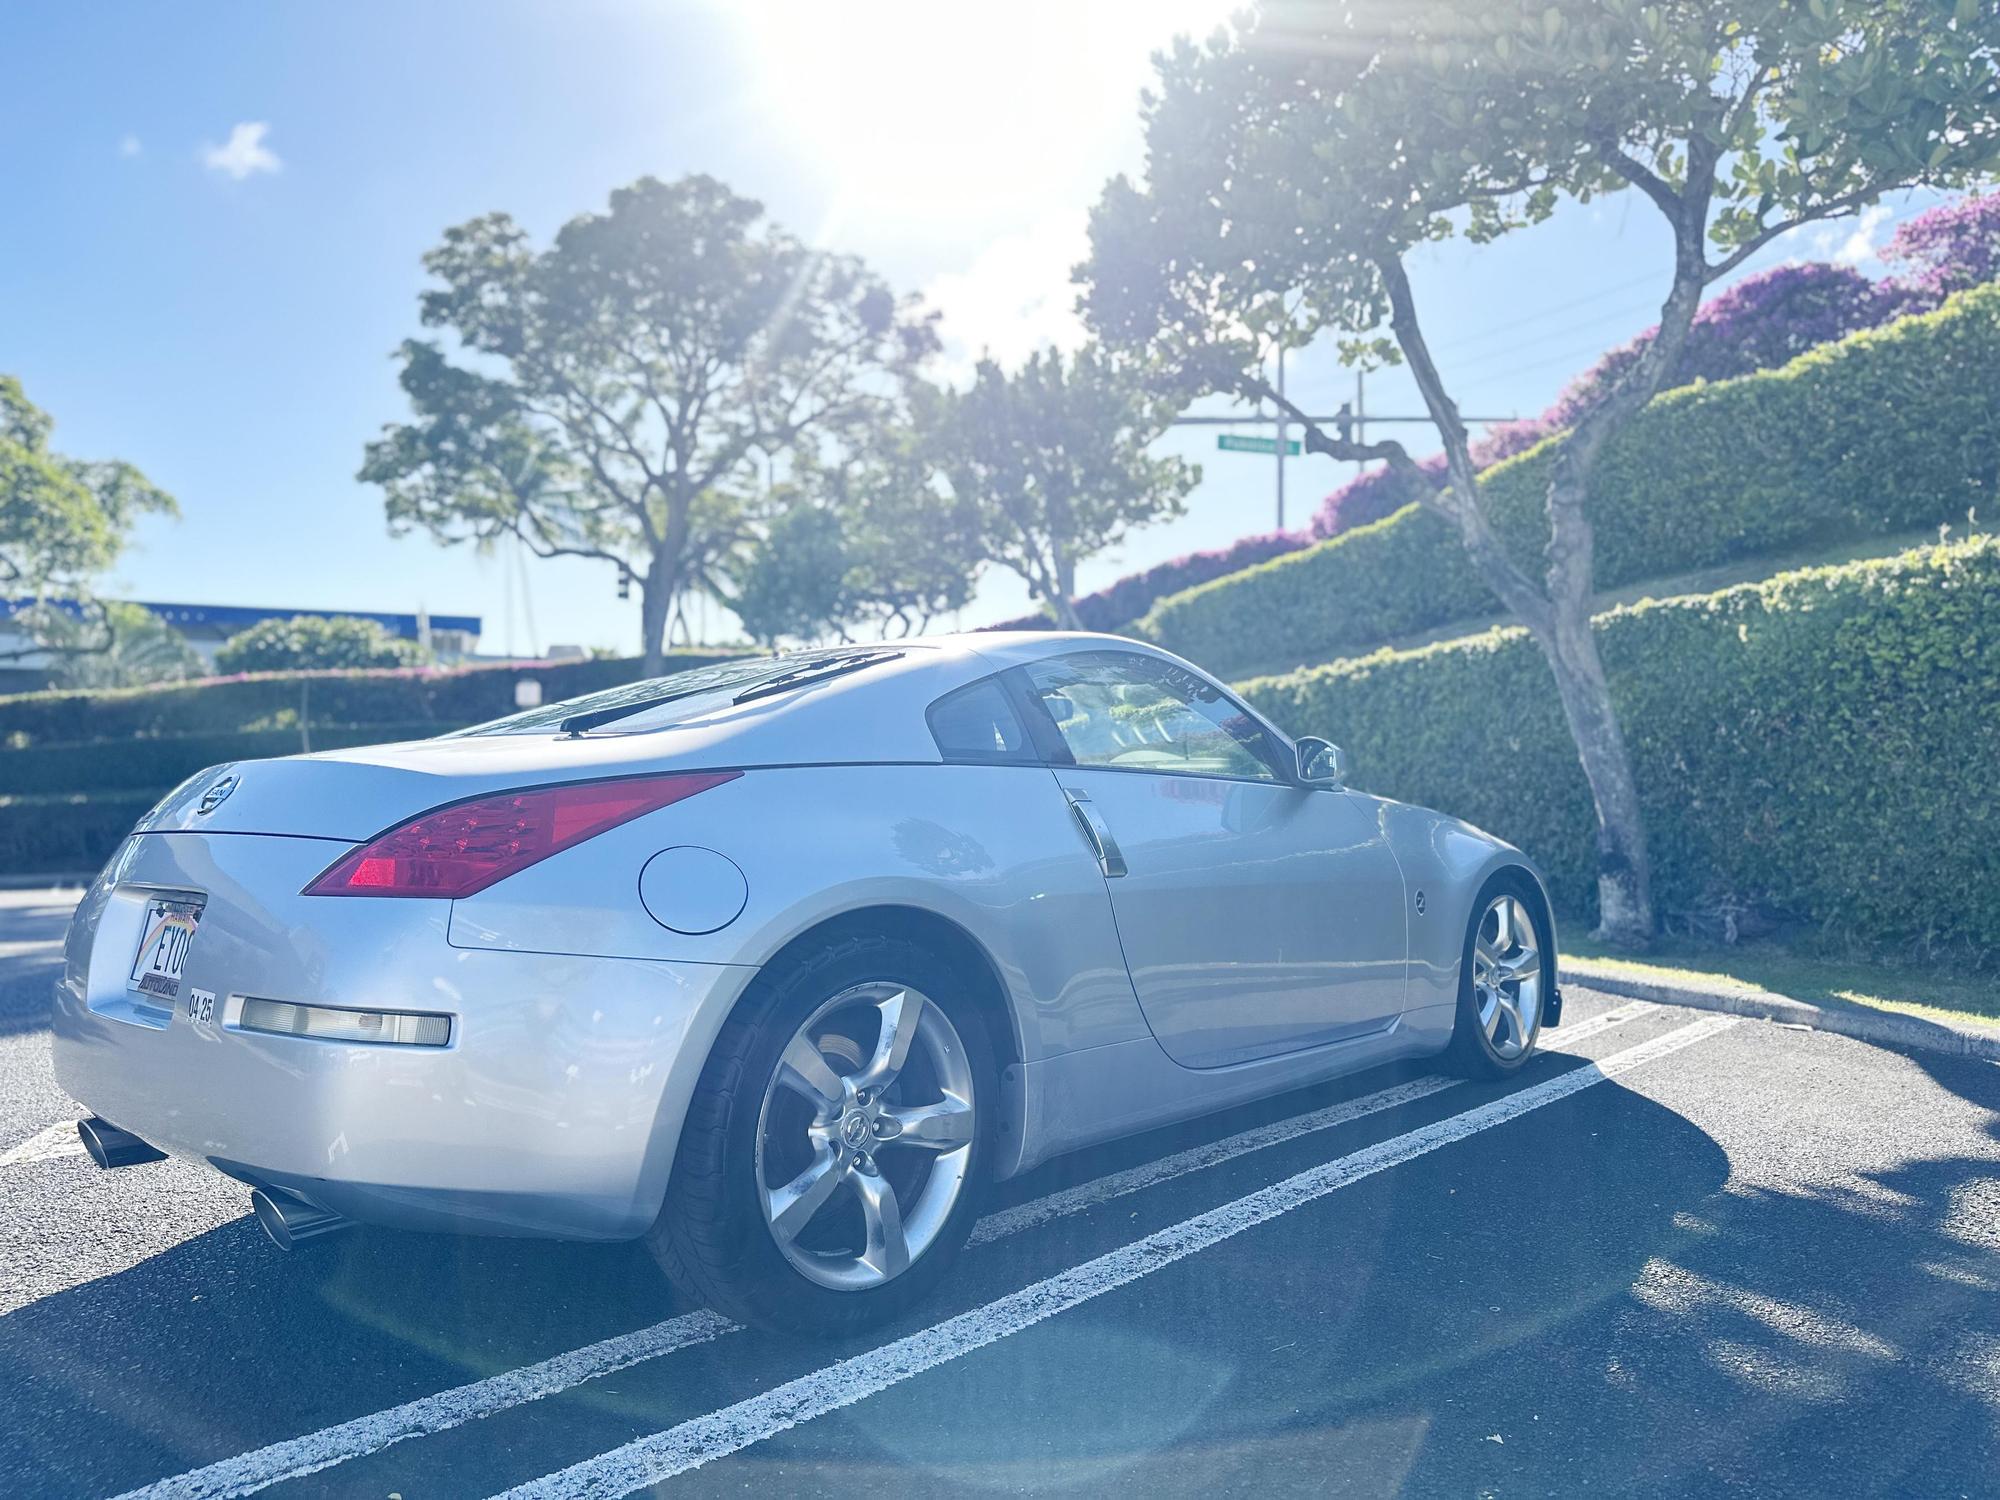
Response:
[[1562, 958, 2000, 1063], [0, 873, 89, 892]]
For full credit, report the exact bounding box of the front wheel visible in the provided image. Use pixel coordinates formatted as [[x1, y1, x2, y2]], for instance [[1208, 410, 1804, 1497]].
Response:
[[1443, 874, 1552, 1079], [650, 936, 993, 1337]]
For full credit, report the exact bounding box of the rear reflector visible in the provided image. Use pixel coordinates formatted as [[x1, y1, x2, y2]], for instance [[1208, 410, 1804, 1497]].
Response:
[[302, 770, 741, 899], [239, 998, 450, 1047]]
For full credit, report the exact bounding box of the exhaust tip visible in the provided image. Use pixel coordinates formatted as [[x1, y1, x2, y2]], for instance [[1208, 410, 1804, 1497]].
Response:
[[250, 1186, 352, 1250], [77, 1118, 166, 1170]]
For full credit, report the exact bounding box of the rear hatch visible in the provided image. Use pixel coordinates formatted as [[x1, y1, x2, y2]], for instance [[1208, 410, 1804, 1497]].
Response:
[[136, 732, 725, 841]]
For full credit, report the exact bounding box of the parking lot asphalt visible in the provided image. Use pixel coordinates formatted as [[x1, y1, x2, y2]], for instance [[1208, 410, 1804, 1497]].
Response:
[[4, 888, 1999, 1498]]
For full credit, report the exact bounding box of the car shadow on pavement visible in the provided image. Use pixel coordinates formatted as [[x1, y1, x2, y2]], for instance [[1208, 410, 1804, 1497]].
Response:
[[4, 1051, 1999, 1499], [0, 1212, 695, 1499]]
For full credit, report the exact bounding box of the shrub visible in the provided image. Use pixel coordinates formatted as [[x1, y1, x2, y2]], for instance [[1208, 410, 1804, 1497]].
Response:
[[982, 529, 1311, 635], [0, 792, 159, 875], [1240, 537, 2000, 959], [214, 614, 428, 673], [0, 651, 737, 750], [1307, 419, 1555, 541], [1147, 282, 2000, 679], [0, 723, 442, 795], [1883, 191, 2000, 304], [1543, 262, 1918, 429]]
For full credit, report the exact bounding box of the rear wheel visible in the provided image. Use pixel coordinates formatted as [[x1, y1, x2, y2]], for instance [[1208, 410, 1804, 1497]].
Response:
[[1443, 874, 1551, 1079], [651, 935, 993, 1337]]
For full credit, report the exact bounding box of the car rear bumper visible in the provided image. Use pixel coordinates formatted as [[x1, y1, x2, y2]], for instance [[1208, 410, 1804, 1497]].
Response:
[[51, 832, 756, 1240]]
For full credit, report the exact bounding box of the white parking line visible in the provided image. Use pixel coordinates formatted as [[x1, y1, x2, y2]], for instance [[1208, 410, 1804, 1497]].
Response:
[[970, 999, 1653, 1246], [0, 1120, 87, 1169], [498, 1014, 1737, 1499], [112, 1001, 1654, 1500]]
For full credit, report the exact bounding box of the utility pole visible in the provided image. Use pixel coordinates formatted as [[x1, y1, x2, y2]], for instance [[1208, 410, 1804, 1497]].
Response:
[[1274, 349, 1287, 531]]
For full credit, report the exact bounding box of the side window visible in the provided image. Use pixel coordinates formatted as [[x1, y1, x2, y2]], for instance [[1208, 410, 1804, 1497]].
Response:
[[926, 675, 1039, 765], [1022, 651, 1287, 783]]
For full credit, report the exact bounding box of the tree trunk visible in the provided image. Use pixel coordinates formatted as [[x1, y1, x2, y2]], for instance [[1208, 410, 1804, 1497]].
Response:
[[1530, 598, 1654, 944], [638, 563, 673, 678], [1051, 552, 1084, 630]]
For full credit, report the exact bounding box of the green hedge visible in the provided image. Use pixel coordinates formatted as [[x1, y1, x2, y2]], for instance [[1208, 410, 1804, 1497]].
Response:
[[0, 792, 158, 875], [0, 723, 443, 796], [1150, 283, 2000, 679], [1240, 537, 2000, 958], [0, 651, 736, 750]]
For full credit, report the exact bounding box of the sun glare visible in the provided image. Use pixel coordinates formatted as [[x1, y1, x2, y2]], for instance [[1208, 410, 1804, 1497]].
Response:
[[728, 0, 1234, 238]]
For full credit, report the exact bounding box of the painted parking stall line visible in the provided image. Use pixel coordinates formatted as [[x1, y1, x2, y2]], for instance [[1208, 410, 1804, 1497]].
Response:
[[968, 999, 1654, 1247], [109, 1001, 1656, 1500], [499, 1015, 1736, 1499]]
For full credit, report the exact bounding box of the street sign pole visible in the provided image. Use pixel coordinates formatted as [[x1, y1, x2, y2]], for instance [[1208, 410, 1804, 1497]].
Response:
[[1275, 348, 1287, 531]]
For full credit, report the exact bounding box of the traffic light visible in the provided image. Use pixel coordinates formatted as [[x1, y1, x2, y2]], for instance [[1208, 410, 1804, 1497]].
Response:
[[617, 567, 631, 601]]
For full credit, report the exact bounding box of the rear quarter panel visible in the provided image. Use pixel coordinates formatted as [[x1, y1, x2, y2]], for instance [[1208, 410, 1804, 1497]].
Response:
[[445, 763, 1153, 1064]]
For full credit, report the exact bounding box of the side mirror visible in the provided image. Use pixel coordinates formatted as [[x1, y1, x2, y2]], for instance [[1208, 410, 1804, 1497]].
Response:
[[1295, 736, 1350, 787]]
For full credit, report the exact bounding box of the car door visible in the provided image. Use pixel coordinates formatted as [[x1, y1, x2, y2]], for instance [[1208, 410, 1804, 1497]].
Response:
[[1017, 649, 1407, 1070]]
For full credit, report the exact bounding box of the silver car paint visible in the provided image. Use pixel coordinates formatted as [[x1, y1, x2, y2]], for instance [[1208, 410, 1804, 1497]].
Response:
[[51, 631, 1552, 1240], [1049, 769, 1408, 1070]]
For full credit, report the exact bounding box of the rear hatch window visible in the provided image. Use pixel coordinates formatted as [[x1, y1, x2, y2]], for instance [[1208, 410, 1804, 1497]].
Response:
[[452, 649, 905, 737]]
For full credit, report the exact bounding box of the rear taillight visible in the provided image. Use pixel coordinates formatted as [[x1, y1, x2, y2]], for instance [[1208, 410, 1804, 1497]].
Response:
[[302, 771, 741, 899]]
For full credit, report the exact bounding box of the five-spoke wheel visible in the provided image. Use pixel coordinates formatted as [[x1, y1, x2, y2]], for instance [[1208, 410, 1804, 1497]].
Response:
[[1470, 894, 1544, 1060], [756, 983, 976, 1291], [1445, 876, 1552, 1078], [653, 936, 993, 1336]]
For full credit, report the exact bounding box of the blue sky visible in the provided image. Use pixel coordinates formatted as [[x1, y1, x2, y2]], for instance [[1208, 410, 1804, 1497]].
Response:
[[0, 1, 1937, 655]]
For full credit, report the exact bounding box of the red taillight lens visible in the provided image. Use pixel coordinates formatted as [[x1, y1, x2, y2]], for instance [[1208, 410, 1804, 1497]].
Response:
[[303, 771, 741, 899]]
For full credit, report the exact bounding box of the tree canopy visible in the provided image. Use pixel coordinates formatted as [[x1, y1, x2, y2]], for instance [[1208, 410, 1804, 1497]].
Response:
[[1, 375, 174, 661], [359, 174, 938, 671], [1083, 0, 2000, 940], [214, 614, 427, 674], [924, 347, 1198, 629]]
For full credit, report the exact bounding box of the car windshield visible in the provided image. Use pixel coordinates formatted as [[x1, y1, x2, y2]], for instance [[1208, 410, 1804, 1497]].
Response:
[[451, 650, 902, 737]]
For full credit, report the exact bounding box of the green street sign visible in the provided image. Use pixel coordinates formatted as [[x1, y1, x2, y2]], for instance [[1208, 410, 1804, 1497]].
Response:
[[1216, 433, 1301, 455]]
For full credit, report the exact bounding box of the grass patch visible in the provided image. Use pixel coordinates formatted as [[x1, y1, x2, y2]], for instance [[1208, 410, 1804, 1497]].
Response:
[[1562, 925, 2000, 1032]]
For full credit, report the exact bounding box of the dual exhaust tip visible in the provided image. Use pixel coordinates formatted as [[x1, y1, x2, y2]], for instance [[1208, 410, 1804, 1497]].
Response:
[[77, 1117, 353, 1250]]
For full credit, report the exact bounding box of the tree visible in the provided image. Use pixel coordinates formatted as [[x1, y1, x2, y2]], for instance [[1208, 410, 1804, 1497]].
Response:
[[214, 615, 427, 673], [42, 601, 202, 689], [359, 175, 939, 675], [725, 426, 983, 646], [926, 347, 1198, 629], [1, 375, 174, 663], [1083, 0, 2000, 942]]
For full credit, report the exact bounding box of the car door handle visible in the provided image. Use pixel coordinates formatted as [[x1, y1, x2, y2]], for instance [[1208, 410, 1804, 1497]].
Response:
[[1062, 788, 1127, 878]]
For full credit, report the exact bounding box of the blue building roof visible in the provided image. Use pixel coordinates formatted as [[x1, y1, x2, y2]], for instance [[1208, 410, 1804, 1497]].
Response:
[[2, 598, 481, 640]]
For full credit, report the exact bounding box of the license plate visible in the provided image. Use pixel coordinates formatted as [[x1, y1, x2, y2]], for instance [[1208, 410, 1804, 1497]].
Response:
[[130, 898, 204, 1002]]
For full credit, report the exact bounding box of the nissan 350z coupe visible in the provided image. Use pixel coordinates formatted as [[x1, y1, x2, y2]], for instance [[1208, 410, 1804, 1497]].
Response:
[[54, 633, 1559, 1335]]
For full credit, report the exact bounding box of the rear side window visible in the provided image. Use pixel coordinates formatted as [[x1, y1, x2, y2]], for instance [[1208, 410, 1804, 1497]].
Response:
[[927, 676, 1038, 765]]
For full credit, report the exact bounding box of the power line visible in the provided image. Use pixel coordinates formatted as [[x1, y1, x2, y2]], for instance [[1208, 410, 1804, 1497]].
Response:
[[1429, 268, 1665, 357]]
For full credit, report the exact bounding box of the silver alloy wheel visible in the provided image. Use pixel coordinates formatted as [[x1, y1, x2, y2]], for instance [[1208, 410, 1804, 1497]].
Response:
[[1470, 894, 1544, 1060], [754, 982, 976, 1291]]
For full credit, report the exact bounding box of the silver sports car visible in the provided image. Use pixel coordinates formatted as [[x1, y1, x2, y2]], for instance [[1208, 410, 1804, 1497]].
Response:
[[53, 633, 1558, 1335]]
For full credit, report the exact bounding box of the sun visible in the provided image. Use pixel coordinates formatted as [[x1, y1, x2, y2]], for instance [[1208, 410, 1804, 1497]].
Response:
[[726, 0, 1235, 239]]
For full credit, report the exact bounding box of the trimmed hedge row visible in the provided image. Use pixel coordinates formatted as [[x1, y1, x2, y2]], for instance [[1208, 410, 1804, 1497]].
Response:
[[1149, 282, 2000, 679], [0, 792, 159, 876], [1240, 537, 2000, 958], [0, 651, 735, 750], [0, 723, 443, 796]]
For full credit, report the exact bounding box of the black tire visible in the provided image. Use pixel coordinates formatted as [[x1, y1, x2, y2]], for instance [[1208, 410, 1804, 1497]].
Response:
[[1443, 870, 1554, 1080], [649, 933, 996, 1338]]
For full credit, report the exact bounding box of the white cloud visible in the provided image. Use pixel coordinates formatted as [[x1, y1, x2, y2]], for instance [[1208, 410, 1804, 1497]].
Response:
[[1804, 201, 1893, 266], [200, 122, 281, 181], [923, 214, 1091, 382], [117, 134, 142, 158]]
